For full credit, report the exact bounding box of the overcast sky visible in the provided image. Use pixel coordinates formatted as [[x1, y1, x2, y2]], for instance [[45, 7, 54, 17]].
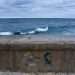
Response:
[[0, 0, 75, 18]]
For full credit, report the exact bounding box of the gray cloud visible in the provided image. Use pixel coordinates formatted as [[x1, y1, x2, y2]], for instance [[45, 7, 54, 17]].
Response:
[[0, 0, 75, 18]]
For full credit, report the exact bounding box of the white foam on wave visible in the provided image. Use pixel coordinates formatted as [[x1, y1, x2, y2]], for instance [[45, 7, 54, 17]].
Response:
[[20, 32, 26, 35], [0, 32, 13, 35], [28, 30, 36, 34], [35, 26, 48, 32], [0, 26, 49, 36]]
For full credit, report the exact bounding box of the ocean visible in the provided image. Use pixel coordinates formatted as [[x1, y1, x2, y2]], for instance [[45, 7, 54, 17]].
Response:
[[0, 18, 75, 37]]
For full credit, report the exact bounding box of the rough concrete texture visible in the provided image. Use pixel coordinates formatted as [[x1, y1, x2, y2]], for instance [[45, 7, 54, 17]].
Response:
[[0, 72, 75, 75], [0, 44, 75, 72]]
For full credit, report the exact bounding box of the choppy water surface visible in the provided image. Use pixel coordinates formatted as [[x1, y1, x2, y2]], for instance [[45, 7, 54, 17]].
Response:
[[0, 18, 75, 36]]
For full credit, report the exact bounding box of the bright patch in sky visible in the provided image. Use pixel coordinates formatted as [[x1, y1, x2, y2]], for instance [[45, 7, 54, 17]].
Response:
[[0, 0, 75, 18]]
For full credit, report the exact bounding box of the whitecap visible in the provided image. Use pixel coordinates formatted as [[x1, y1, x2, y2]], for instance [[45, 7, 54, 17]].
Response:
[[35, 26, 48, 32], [28, 30, 36, 34], [0, 32, 13, 35]]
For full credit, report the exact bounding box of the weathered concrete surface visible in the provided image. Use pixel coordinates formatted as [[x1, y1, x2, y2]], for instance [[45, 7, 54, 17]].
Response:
[[0, 37, 75, 73], [0, 44, 75, 72], [0, 72, 75, 75]]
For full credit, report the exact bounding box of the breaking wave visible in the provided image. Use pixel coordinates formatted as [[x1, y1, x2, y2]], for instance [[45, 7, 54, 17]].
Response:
[[0, 26, 48, 36]]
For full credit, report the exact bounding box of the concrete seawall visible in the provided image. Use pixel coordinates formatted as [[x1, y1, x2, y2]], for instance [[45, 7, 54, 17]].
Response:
[[0, 37, 75, 73]]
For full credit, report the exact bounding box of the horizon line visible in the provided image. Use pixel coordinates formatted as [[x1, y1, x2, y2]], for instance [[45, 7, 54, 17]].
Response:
[[0, 17, 75, 19]]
